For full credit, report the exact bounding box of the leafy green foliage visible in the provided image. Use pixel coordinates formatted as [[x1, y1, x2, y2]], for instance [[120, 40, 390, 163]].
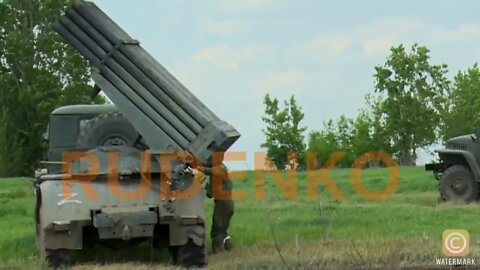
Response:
[[372, 44, 450, 165], [0, 0, 103, 176], [308, 109, 392, 168], [307, 116, 352, 168], [308, 123, 339, 168], [442, 63, 480, 140], [261, 94, 307, 170], [265, 44, 453, 167]]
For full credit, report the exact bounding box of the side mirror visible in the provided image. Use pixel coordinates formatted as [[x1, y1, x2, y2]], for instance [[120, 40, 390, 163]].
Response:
[[42, 125, 49, 142], [476, 128, 480, 139], [42, 132, 49, 143]]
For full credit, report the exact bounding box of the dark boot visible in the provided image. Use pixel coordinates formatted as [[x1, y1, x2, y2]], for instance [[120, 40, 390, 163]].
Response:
[[211, 199, 234, 254], [212, 237, 225, 254], [223, 235, 233, 251]]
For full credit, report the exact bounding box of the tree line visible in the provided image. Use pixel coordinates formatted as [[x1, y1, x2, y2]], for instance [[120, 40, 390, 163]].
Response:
[[1, 1, 478, 176], [262, 44, 480, 170], [0, 0, 101, 177]]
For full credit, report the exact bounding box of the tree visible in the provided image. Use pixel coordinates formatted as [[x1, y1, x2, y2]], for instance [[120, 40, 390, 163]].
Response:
[[373, 44, 450, 165], [334, 115, 355, 166], [350, 111, 374, 159], [307, 120, 341, 168], [361, 94, 393, 155], [0, 0, 102, 176], [442, 63, 480, 140], [261, 94, 307, 170], [307, 111, 392, 168]]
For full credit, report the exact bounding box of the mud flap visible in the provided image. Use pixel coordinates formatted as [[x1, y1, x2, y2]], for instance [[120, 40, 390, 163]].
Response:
[[44, 222, 84, 250], [35, 186, 42, 249]]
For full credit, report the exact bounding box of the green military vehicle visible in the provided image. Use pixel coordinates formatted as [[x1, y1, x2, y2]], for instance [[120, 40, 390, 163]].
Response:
[[35, 105, 208, 268], [34, 1, 240, 268], [425, 129, 480, 203]]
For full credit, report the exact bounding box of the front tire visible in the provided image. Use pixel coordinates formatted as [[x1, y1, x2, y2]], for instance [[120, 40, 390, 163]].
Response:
[[172, 239, 207, 268], [440, 165, 479, 203]]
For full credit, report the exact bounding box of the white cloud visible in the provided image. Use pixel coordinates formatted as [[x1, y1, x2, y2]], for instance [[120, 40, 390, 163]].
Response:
[[302, 17, 424, 59], [217, 0, 272, 13], [363, 34, 398, 56], [254, 69, 308, 98], [357, 20, 480, 58], [191, 45, 268, 70], [200, 19, 251, 36], [357, 17, 423, 57], [305, 35, 349, 55], [432, 24, 480, 43], [170, 44, 272, 99]]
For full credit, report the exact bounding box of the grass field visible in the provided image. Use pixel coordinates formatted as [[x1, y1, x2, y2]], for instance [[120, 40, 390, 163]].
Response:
[[1, 167, 480, 269]]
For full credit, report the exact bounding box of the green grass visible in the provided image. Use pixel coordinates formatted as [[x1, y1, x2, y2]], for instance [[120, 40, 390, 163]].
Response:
[[1, 168, 480, 269]]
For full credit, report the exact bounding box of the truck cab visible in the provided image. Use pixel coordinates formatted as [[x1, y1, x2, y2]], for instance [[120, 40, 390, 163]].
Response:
[[426, 130, 480, 202], [46, 104, 117, 172]]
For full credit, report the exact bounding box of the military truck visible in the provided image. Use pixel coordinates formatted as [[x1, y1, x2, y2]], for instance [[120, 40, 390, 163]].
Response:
[[425, 129, 480, 203], [34, 1, 240, 268]]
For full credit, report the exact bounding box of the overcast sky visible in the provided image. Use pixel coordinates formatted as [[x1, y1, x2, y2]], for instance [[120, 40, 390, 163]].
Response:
[[94, 0, 480, 169]]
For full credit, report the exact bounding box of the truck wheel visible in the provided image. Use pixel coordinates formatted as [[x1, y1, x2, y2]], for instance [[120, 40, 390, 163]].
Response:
[[440, 165, 479, 202], [173, 239, 207, 268], [78, 112, 146, 149], [45, 249, 71, 270]]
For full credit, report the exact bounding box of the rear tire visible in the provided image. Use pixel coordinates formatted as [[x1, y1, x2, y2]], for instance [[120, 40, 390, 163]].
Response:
[[45, 249, 71, 270], [440, 165, 479, 203], [38, 204, 71, 269], [173, 239, 207, 268]]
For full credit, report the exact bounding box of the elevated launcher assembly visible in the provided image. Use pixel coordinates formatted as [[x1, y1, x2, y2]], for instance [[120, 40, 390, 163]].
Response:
[[54, 0, 240, 163]]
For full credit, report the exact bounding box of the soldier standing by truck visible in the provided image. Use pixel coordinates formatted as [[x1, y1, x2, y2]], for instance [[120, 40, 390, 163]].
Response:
[[197, 162, 234, 254]]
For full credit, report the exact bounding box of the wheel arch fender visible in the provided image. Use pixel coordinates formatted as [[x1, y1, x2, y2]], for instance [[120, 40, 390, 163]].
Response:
[[169, 223, 206, 247], [437, 149, 480, 181]]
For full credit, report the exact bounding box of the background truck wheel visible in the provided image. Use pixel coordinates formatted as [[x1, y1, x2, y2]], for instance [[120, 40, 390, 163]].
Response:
[[78, 112, 147, 149], [172, 239, 207, 268], [440, 165, 479, 202]]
